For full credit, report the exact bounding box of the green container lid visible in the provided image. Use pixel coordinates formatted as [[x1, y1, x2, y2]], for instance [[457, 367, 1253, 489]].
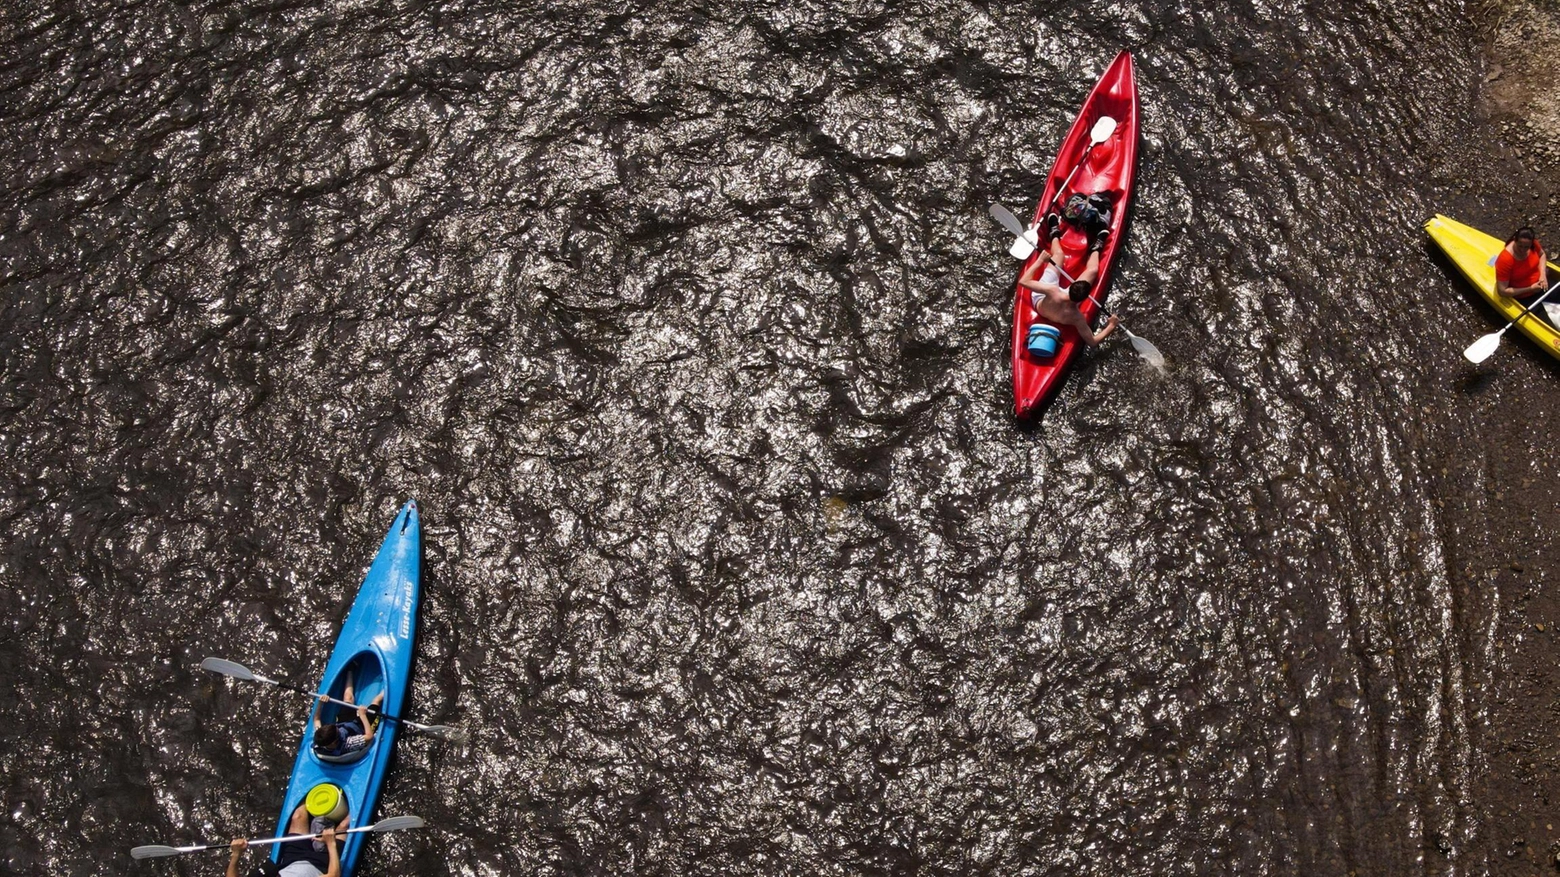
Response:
[[305, 783, 346, 820]]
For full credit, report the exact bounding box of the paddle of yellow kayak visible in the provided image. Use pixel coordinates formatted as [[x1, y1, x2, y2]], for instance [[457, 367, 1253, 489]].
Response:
[[1463, 278, 1560, 363]]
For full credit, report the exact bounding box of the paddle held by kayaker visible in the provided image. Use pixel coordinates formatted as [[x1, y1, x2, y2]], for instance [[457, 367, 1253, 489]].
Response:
[[1495, 226, 1550, 302], [1019, 235, 1118, 346], [223, 823, 341, 877], [226, 838, 248, 877]]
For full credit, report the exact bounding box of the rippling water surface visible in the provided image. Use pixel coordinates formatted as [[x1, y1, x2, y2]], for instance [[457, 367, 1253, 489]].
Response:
[[0, 0, 1539, 874]]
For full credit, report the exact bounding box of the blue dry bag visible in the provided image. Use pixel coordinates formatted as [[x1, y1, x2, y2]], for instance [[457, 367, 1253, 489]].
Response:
[[1026, 323, 1062, 358]]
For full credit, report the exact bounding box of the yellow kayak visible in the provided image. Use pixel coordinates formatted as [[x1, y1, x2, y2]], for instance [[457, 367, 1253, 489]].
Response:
[[1424, 214, 1560, 360]]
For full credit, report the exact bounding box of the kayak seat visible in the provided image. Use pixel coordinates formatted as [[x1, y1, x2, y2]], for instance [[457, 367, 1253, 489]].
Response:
[[317, 745, 371, 765]]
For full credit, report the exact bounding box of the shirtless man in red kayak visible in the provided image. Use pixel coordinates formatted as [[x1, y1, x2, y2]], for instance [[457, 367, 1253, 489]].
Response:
[[1018, 219, 1118, 346]]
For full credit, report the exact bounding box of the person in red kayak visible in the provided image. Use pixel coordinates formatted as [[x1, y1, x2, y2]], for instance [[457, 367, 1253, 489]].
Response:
[[1018, 228, 1118, 347], [1495, 226, 1552, 302]]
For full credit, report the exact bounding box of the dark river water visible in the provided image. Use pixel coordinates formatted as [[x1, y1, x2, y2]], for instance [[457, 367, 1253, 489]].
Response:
[[1, 0, 1543, 874]]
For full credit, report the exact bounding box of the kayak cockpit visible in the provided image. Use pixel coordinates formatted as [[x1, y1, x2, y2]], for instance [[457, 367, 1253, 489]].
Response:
[[313, 651, 385, 765]]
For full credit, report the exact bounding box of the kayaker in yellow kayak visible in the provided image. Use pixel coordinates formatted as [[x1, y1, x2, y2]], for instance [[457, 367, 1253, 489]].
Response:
[[1019, 233, 1119, 347], [223, 821, 340, 877], [1495, 226, 1551, 302]]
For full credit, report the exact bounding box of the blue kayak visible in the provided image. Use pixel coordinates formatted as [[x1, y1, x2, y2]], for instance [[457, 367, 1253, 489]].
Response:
[[272, 500, 422, 877]]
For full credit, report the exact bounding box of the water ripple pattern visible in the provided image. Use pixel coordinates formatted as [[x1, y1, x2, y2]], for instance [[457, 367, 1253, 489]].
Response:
[[0, 0, 1513, 874]]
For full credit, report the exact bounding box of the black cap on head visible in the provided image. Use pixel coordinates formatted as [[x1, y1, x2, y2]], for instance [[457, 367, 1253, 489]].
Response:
[[1068, 279, 1093, 303]]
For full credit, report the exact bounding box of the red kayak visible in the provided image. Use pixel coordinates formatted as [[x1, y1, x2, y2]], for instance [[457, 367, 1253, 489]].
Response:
[[1010, 51, 1139, 419]]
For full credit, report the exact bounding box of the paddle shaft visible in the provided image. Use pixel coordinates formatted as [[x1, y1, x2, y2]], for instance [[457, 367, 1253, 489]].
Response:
[[227, 824, 368, 850], [201, 658, 461, 740], [131, 816, 425, 860], [1497, 277, 1560, 335], [1085, 294, 1117, 319], [267, 677, 407, 726], [159, 824, 373, 856], [269, 678, 461, 739], [1048, 116, 1117, 214], [1049, 143, 1100, 214]]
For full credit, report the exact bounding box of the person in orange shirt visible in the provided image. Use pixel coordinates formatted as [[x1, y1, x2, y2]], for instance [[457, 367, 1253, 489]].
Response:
[[1495, 226, 1551, 301]]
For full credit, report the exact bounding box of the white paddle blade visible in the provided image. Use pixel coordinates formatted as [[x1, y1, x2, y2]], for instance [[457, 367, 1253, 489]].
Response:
[[1090, 115, 1117, 144], [1463, 331, 1501, 364], [1008, 234, 1037, 261], [987, 202, 1027, 237], [1129, 332, 1166, 370], [408, 722, 466, 743], [370, 816, 426, 833], [130, 845, 185, 860], [200, 657, 255, 681]]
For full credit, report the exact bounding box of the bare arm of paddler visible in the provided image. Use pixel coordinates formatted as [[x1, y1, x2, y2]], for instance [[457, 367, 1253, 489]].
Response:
[[322, 827, 342, 877], [225, 839, 247, 877], [1066, 307, 1119, 346]]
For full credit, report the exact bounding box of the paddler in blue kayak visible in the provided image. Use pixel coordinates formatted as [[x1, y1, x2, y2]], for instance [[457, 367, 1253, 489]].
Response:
[[1019, 213, 1118, 347], [223, 820, 340, 877], [311, 672, 385, 758]]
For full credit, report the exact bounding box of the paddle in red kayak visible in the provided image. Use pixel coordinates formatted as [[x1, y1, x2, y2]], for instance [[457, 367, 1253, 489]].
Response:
[[1009, 51, 1139, 420]]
